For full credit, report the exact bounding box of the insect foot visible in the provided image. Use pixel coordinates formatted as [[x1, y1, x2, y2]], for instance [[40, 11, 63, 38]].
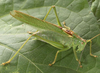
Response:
[[52, 5, 55, 8], [49, 61, 56, 66], [49, 64, 53, 66], [49, 61, 55, 66], [1, 60, 10, 65], [27, 31, 33, 34], [90, 54, 98, 57], [76, 59, 82, 68]]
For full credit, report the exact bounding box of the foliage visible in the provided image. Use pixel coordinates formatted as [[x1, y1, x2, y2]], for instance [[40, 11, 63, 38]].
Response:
[[0, 0, 100, 73]]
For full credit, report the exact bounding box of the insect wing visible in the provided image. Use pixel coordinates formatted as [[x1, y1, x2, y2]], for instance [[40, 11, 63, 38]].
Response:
[[10, 10, 64, 34], [34, 30, 73, 49]]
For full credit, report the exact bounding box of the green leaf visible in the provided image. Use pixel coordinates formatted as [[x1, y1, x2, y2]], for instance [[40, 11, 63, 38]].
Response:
[[87, 0, 95, 6], [0, 0, 100, 73], [91, 0, 100, 20]]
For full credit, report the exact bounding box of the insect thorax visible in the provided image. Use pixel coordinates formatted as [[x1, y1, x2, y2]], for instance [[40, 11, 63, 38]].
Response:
[[72, 35, 87, 52]]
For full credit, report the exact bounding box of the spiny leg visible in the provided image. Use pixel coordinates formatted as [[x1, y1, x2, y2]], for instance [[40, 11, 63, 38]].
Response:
[[1, 31, 38, 65], [73, 48, 82, 68], [43, 5, 62, 26], [49, 48, 69, 66]]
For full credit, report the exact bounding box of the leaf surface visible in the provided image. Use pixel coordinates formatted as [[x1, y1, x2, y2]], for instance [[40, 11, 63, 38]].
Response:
[[91, 0, 100, 20], [0, 0, 100, 73]]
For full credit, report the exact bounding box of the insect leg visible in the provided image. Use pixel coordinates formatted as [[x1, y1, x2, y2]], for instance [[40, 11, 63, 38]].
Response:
[[73, 48, 82, 68], [87, 34, 100, 57], [89, 40, 97, 57], [1, 31, 38, 65], [63, 22, 70, 30], [43, 6, 52, 21], [49, 48, 69, 66], [43, 6, 62, 26]]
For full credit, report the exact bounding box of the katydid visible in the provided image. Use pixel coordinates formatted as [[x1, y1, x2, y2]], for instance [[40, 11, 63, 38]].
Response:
[[1, 6, 99, 68]]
